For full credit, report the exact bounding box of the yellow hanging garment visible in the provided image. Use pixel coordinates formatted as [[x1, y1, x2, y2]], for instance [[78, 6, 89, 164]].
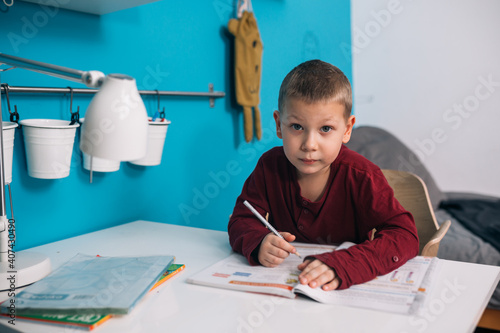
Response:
[[228, 10, 263, 142]]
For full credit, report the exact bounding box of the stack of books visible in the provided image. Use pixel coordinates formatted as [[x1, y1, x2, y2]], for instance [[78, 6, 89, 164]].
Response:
[[1, 254, 185, 331]]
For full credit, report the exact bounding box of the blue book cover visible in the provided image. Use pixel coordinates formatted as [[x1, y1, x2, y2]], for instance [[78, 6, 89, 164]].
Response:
[[1, 254, 174, 316]]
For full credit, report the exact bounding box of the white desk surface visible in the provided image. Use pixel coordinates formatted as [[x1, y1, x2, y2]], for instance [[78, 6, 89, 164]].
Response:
[[0, 220, 499, 333]]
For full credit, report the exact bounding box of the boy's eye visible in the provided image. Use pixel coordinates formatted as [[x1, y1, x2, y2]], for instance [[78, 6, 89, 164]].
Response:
[[320, 126, 332, 133], [291, 124, 303, 130]]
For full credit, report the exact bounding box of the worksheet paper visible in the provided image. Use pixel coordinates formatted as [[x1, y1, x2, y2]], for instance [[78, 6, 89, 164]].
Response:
[[187, 242, 438, 314], [293, 256, 439, 314], [188, 243, 338, 297]]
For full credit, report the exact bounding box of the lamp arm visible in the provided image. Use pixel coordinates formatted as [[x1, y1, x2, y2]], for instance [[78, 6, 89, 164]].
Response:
[[0, 53, 105, 88]]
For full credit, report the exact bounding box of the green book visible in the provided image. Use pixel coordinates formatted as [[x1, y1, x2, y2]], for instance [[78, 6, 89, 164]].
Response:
[[14, 313, 110, 331]]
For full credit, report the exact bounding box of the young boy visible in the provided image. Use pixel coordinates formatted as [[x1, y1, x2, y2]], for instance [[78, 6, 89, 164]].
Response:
[[228, 60, 419, 291]]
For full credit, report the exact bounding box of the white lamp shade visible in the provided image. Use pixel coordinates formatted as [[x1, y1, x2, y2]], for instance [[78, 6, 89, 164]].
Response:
[[80, 74, 148, 161]]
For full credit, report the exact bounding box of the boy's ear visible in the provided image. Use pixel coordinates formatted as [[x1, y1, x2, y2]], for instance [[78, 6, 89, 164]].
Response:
[[273, 110, 283, 139], [342, 115, 356, 143]]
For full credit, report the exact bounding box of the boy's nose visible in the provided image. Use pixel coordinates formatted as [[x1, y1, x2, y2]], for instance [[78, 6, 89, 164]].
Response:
[[301, 132, 318, 151]]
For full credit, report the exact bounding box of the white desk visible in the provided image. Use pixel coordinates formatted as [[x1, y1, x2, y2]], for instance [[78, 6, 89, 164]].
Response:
[[0, 221, 498, 333]]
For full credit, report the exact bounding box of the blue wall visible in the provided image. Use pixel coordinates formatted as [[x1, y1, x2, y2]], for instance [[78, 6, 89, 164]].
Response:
[[0, 0, 351, 250]]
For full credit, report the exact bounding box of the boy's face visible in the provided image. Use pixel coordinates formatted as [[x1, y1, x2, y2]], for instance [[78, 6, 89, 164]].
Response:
[[274, 98, 355, 179]]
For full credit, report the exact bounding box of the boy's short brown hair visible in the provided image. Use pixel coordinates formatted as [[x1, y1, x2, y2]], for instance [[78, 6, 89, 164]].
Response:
[[278, 60, 352, 118]]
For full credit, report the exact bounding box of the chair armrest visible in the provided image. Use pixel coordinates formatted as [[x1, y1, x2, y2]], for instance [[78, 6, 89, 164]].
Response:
[[421, 220, 452, 257]]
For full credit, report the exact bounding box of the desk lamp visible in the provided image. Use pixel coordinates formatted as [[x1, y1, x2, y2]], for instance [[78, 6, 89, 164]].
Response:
[[0, 53, 149, 291]]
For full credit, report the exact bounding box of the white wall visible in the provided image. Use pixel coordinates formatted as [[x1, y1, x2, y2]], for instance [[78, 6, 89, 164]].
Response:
[[351, 0, 500, 197]]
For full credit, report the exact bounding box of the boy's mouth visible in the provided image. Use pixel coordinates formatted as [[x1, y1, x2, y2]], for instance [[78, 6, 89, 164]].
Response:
[[300, 158, 317, 165]]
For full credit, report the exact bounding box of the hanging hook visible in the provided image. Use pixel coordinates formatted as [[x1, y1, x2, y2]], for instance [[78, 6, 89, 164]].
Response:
[[68, 86, 74, 114], [159, 106, 166, 120], [2, 84, 12, 114], [2, 84, 19, 124], [3, 0, 14, 7], [157, 89, 166, 120], [152, 90, 161, 121], [237, 0, 252, 18], [68, 87, 80, 125], [156, 90, 166, 120], [12, 105, 20, 125], [156, 89, 161, 113]]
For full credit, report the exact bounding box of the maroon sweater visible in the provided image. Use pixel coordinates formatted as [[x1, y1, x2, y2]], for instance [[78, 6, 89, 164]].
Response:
[[228, 145, 419, 289]]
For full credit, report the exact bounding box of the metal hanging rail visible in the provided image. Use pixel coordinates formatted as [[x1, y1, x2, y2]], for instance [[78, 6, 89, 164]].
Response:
[[0, 83, 225, 107]]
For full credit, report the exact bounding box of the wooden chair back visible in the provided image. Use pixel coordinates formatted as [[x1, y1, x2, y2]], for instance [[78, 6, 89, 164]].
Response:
[[381, 169, 451, 257]]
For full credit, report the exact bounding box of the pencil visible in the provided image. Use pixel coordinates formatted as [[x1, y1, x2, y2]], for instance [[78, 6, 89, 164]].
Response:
[[243, 200, 302, 259]]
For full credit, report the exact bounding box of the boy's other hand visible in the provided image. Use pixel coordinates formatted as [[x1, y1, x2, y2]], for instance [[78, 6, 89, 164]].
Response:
[[258, 232, 297, 267], [298, 259, 339, 291]]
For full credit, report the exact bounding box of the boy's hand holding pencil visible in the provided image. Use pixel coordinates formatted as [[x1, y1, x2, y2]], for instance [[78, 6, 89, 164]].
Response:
[[243, 200, 301, 267], [258, 231, 299, 267]]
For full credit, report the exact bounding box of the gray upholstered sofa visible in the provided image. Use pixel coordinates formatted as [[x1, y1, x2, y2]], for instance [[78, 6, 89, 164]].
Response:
[[346, 126, 500, 309]]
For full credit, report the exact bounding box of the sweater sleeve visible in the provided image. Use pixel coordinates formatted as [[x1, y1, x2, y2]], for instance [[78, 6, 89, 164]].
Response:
[[228, 157, 272, 265], [308, 169, 419, 289]]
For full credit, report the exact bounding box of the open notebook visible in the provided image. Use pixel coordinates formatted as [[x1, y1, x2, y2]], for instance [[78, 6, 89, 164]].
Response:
[[187, 242, 439, 314]]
